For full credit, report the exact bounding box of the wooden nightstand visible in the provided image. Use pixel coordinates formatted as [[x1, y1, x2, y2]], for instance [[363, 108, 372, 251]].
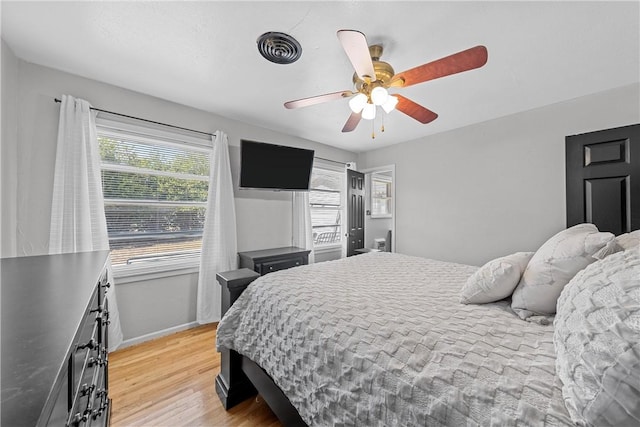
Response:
[[238, 246, 310, 275]]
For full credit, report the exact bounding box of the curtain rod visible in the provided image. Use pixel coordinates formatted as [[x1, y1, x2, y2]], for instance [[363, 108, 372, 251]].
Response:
[[314, 156, 348, 166], [54, 98, 350, 166], [54, 97, 215, 137]]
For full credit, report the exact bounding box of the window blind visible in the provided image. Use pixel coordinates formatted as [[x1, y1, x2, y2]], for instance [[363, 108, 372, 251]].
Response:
[[97, 128, 210, 267]]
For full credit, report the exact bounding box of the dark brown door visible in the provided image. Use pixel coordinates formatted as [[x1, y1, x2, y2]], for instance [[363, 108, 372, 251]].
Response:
[[566, 123, 640, 234], [347, 169, 365, 256]]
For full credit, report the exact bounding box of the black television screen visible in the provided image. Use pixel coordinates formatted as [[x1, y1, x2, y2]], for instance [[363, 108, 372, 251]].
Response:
[[239, 140, 315, 190]]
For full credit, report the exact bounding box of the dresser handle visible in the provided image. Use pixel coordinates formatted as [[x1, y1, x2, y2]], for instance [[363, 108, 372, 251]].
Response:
[[78, 338, 97, 350], [79, 382, 95, 397], [70, 411, 88, 425], [96, 310, 110, 326], [88, 355, 108, 368]]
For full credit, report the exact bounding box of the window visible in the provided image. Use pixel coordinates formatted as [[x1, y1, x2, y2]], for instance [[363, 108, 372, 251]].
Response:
[[96, 120, 212, 272], [309, 164, 344, 248], [371, 173, 392, 218]]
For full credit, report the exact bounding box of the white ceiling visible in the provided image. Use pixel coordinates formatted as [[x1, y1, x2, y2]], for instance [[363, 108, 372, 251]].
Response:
[[2, 1, 639, 152]]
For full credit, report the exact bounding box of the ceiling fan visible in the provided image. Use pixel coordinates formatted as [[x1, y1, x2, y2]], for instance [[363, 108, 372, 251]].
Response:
[[284, 30, 488, 135]]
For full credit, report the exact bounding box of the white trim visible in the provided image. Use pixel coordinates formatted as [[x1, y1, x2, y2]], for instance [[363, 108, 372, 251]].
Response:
[[314, 243, 342, 254], [116, 321, 201, 350], [314, 157, 349, 172], [371, 214, 393, 219], [113, 260, 200, 284], [96, 118, 213, 151]]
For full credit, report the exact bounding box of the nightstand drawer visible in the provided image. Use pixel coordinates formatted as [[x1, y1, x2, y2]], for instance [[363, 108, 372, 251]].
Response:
[[258, 257, 305, 274], [238, 246, 310, 276]]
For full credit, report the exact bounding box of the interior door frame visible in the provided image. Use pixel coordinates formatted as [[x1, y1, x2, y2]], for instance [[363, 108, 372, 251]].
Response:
[[361, 164, 396, 252]]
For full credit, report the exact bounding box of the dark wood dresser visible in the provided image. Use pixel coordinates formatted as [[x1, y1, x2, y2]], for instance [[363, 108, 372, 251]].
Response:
[[1, 251, 111, 427], [238, 246, 310, 275]]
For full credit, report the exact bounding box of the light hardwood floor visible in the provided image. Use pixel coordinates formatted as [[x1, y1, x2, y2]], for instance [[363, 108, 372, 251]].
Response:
[[109, 324, 281, 426]]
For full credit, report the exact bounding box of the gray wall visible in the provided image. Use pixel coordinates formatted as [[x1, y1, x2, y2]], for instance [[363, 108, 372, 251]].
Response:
[[358, 83, 640, 266], [0, 48, 355, 343], [1, 40, 19, 256]]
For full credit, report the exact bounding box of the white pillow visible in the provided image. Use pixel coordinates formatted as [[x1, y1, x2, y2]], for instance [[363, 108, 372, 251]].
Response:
[[593, 229, 640, 260], [554, 249, 640, 426], [616, 229, 640, 250], [460, 252, 534, 304], [592, 240, 624, 260], [511, 224, 614, 320]]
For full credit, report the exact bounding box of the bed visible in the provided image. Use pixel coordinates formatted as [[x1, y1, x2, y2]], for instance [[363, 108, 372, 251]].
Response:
[[216, 231, 639, 426], [218, 252, 573, 425], [216, 125, 640, 426]]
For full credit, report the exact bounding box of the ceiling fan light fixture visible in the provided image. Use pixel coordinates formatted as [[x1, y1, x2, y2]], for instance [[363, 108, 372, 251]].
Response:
[[362, 103, 376, 120], [370, 86, 389, 106], [348, 93, 368, 113], [382, 95, 399, 113]]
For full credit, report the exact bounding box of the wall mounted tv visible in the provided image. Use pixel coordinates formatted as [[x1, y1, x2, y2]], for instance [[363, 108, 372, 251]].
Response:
[[239, 140, 315, 191]]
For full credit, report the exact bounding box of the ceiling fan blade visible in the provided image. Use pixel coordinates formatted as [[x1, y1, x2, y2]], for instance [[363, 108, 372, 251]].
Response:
[[337, 30, 376, 80], [284, 90, 353, 109], [391, 45, 488, 88], [342, 111, 362, 132], [394, 95, 438, 124]]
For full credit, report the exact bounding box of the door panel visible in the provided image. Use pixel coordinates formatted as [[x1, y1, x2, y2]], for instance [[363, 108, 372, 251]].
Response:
[[347, 169, 365, 256], [566, 124, 640, 235]]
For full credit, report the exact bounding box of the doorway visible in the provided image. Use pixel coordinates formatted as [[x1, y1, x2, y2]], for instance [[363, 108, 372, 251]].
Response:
[[566, 123, 640, 233], [362, 165, 396, 253], [346, 169, 365, 256]]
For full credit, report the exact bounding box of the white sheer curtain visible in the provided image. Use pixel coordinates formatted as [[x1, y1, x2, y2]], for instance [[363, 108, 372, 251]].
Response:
[[49, 94, 124, 351], [292, 191, 315, 263], [197, 131, 238, 324]]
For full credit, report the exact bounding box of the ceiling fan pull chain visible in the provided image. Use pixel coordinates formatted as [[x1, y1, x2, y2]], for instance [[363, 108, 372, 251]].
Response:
[[381, 113, 385, 133], [371, 118, 375, 139]]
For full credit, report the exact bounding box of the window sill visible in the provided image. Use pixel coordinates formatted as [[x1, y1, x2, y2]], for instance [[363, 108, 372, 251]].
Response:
[[313, 244, 342, 254], [113, 259, 200, 284]]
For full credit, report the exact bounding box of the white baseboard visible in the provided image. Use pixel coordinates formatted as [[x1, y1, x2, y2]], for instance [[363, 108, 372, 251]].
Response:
[[117, 321, 201, 349]]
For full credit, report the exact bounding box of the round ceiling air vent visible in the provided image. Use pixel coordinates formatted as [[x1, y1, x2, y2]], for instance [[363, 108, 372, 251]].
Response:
[[257, 32, 302, 64]]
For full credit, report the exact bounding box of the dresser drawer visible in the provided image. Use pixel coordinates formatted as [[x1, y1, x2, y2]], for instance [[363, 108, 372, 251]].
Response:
[[67, 278, 110, 427]]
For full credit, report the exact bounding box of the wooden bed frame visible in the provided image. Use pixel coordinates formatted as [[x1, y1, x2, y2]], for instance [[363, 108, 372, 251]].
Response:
[[215, 123, 639, 427], [215, 269, 307, 426]]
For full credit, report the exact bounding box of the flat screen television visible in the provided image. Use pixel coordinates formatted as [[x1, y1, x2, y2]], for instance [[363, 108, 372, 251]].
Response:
[[239, 140, 315, 190]]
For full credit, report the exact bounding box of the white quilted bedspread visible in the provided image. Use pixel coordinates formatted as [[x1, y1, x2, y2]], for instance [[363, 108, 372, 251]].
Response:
[[216, 252, 573, 426]]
